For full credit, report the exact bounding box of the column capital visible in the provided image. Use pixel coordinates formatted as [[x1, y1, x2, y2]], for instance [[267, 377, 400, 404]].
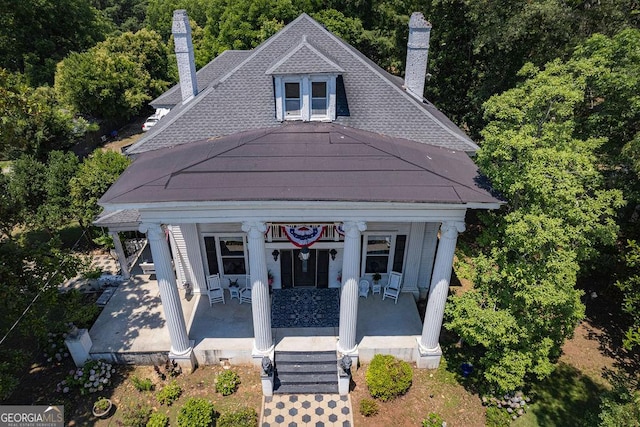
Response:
[[342, 221, 367, 237], [441, 221, 465, 237], [242, 221, 267, 237], [139, 223, 164, 240]]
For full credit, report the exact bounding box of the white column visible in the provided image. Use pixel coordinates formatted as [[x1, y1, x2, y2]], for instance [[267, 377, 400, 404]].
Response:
[[417, 221, 465, 368], [109, 231, 130, 279], [337, 221, 366, 355], [140, 223, 191, 355], [242, 221, 273, 354]]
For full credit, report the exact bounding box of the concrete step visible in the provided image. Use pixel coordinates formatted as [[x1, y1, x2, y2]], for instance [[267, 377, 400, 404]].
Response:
[[274, 383, 339, 394], [275, 372, 337, 384], [276, 351, 337, 364], [276, 364, 337, 374]]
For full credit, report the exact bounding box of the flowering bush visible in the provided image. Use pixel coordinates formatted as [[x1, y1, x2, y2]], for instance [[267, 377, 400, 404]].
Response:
[[57, 359, 115, 395], [43, 332, 70, 363]]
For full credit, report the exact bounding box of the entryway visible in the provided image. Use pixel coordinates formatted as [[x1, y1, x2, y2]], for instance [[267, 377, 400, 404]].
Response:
[[279, 249, 330, 288]]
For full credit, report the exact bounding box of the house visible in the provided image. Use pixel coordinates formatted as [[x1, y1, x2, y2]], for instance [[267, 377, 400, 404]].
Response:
[[96, 10, 501, 378]]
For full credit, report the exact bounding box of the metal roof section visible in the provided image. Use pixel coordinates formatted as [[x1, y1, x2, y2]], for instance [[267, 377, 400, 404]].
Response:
[[101, 123, 500, 208], [127, 14, 479, 155]]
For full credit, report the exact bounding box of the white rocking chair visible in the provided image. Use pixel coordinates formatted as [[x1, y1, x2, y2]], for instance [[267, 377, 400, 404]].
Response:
[[382, 271, 403, 304], [239, 274, 252, 304], [207, 274, 225, 305], [358, 279, 370, 298]]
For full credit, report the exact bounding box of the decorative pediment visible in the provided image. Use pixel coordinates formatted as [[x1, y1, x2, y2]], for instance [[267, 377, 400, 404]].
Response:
[[265, 36, 345, 75]]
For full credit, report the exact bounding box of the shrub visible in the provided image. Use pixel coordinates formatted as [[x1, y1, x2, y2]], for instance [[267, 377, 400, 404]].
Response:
[[485, 406, 512, 427], [218, 406, 258, 427], [131, 375, 154, 391], [215, 370, 241, 396], [423, 412, 444, 427], [118, 403, 152, 427], [359, 398, 379, 417], [365, 354, 413, 401], [58, 359, 115, 395], [156, 380, 182, 406], [176, 398, 216, 427], [146, 412, 169, 427]]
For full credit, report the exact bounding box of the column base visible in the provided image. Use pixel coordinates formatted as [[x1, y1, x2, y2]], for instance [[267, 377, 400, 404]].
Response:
[[337, 342, 359, 369], [251, 342, 275, 362], [169, 340, 197, 373], [416, 339, 442, 369]]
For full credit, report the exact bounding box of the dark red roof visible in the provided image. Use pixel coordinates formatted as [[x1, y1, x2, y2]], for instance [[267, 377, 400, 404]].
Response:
[[100, 123, 500, 206]]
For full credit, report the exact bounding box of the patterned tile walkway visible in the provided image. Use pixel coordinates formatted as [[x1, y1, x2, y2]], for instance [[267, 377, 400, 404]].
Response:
[[261, 394, 353, 427]]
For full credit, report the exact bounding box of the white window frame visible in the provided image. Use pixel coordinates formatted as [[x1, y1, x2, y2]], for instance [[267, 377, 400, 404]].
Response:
[[361, 233, 397, 276], [201, 234, 249, 277], [274, 74, 336, 122]]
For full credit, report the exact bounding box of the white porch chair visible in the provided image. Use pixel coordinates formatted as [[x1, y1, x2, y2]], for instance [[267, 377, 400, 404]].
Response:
[[207, 274, 225, 305], [239, 274, 252, 304], [358, 279, 370, 298], [382, 271, 403, 304]]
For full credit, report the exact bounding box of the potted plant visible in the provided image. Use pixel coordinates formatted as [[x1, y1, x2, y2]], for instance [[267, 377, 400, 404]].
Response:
[[267, 270, 274, 286], [372, 272, 382, 284], [92, 397, 113, 418]]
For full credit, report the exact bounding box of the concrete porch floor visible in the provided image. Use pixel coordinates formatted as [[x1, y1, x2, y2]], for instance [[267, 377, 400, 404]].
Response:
[[90, 274, 423, 365]]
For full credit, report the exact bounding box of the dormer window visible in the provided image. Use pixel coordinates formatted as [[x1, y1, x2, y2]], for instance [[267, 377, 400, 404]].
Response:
[[311, 81, 327, 117], [274, 75, 336, 122], [284, 82, 301, 117]]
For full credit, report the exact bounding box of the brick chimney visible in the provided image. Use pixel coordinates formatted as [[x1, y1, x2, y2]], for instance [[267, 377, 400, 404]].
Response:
[[404, 12, 432, 101], [172, 10, 198, 104]]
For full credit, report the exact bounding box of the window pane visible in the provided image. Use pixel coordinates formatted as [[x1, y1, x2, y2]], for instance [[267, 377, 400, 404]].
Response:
[[311, 81, 326, 97], [285, 99, 300, 115], [223, 259, 246, 275], [285, 82, 300, 98], [204, 237, 219, 275], [312, 98, 327, 115], [367, 236, 390, 255], [220, 237, 244, 256]]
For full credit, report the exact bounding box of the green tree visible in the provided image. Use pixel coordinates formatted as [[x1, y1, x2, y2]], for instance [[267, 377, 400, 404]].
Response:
[[0, 0, 109, 85], [69, 149, 130, 229], [145, 0, 209, 40], [615, 240, 640, 350], [425, 0, 640, 136], [55, 29, 169, 122], [0, 69, 91, 160], [446, 59, 624, 393], [92, 0, 148, 32]]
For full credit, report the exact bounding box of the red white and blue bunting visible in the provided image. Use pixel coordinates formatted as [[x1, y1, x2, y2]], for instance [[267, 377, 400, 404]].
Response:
[[334, 223, 345, 236], [281, 225, 326, 247]]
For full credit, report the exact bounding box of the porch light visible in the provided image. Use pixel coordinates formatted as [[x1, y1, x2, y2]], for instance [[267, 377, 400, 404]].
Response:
[[329, 249, 337, 260], [272, 250, 280, 261], [299, 246, 310, 273], [299, 246, 310, 261]]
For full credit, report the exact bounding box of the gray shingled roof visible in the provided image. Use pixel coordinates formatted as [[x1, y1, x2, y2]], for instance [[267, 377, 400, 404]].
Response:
[[101, 123, 499, 207], [265, 36, 344, 75], [128, 14, 478, 155], [93, 208, 141, 229], [150, 49, 252, 108]]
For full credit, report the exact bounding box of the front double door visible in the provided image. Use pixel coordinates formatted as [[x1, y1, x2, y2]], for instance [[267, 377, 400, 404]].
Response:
[[280, 249, 329, 288]]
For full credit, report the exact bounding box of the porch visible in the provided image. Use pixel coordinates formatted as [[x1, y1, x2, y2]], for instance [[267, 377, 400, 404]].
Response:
[[89, 274, 422, 365]]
